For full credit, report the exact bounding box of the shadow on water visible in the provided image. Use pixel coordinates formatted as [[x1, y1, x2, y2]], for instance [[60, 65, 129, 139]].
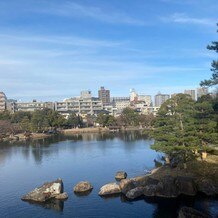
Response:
[[97, 193, 217, 217], [74, 190, 93, 197]]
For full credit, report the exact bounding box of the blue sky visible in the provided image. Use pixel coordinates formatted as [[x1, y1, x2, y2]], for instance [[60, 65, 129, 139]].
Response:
[[0, 0, 217, 101]]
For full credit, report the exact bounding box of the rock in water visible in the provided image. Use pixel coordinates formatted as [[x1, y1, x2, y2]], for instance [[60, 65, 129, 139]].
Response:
[[98, 183, 121, 196], [178, 207, 209, 218], [119, 179, 135, 194], [21, 178, 63, 202], [126, 187, 145, 199], [73, 181, 93, 193], [55, 192, 68, 200], [115, 171, 127, 180]]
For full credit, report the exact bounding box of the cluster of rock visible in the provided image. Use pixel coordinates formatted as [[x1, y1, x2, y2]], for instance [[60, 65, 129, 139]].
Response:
[[98, 170, 218, 200], [21, 179, 94, 204], [21, 169, 217, 218]]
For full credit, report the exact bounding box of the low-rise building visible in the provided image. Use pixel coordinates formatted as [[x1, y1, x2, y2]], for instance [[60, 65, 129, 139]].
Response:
[[55, 97, 103, 116], [137, 94, 152, 106], [111, 97, 130, 114]]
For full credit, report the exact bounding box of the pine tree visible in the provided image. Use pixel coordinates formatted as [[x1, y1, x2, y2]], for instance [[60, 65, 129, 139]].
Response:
[[151, 94, 200, 163], [200, 23, 218, 87]]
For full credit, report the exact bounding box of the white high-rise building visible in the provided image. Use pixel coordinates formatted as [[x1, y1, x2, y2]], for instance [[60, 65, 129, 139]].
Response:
[[0, 92, 7, 111], [130, 89, 138, 102], [184, 90, 196, 101], [155, 92, 170, 107], [197, 87, 208, 99]]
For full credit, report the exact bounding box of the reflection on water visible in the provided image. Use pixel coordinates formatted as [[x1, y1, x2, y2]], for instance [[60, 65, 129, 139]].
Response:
[[26, 199, 64, 212], [0, 131, 151, 166]]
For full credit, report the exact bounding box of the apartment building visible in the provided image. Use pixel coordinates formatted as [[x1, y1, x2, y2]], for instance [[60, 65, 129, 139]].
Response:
[[55, 97, 103, 116], [155, 92, 170, 107], [98, 86, 110, 106], [16, 101, 54, 112], [137, 94, 152, 106], [197, 87, 208, 99], [0, 92, 7, 111], [184, 90, 196, 101]]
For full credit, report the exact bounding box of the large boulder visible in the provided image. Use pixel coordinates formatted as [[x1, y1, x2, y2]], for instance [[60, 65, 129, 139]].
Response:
[[175, 176, 197, 196], [73, 181, 93, 193], [143, 184, 158, 197], [126, 187, 145, 199], [155, 176, 178, 198], [196, 179, 217, 196], [21, 178, 63, 202], [115, 171, 127, 180], [143, 176, 197, 198], [99, 183, 121, 196], [119, 179, 135, 194], [178, 207, 209, 218]]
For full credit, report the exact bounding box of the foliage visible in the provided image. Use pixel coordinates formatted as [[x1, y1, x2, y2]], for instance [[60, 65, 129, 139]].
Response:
[[96, 113, 117, 127], [151, 94, 199, 157], [67, 113, 83, 128], [0, 120, 17, 136], [11, 111, 32, 123], [119, 108, 139, 126], [194, 95, 218, 148], [200, 23, 218, 87], [151, 94, 218, 161], [0, 111, 12, 121]]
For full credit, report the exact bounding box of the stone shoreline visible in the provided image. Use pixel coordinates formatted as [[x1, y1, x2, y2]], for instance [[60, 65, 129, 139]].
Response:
[[0, 132, 51, 142], [21, 155, 218, 217]]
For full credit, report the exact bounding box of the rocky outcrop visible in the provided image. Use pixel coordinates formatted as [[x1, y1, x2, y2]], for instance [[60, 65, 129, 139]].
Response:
[[73, 181, 93, 193], [132, 175, 159, 187], [99, 183, 121, 196], [119, 179, 135, 194], [115, 171, 127, 180], [178, 207, 209, 218], [55, 192, 68, 200], [175, 176, 197, 196], [21, 178, 64, 202], [150, 175, 179, 198], [142, 176, 197, 198], [143, 184, 158, 197], [126, 187, 145, 199], [196, 179, 217, 196]]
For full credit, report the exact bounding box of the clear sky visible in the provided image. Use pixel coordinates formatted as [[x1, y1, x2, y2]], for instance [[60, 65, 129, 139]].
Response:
[[0, 0, 217, 101]]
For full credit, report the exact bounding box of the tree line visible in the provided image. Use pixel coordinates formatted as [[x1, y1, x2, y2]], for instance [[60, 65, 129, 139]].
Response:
[[0, 107, 155, 136], [0, 109, 83, 135]]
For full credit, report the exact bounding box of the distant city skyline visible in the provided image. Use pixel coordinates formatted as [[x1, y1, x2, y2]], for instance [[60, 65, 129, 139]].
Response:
[[0, 0, 217, 101]]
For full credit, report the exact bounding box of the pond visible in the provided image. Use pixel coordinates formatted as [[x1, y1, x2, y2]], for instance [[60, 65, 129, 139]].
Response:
[[0, 131, 217, 217]]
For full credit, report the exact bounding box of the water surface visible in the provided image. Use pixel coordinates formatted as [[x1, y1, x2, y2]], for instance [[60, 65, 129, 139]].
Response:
[[0, 131, 217, 218]]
